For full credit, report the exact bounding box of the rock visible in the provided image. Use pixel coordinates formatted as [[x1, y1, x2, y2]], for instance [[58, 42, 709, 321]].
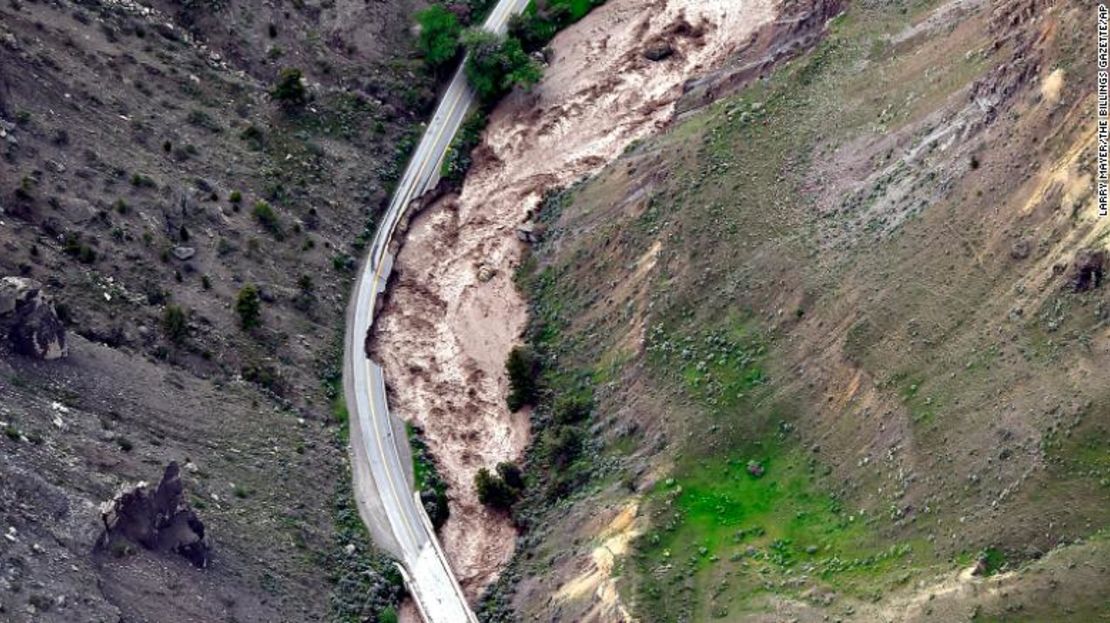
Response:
[[0, 277, 68, 359], [476, 264, 495, 282], [515, 222, 534, 242], [1009, 238, 1031, 260], [515, 221, 547, 244], [643, 40, 675, 61], [99, 462, 210, 568], [971, 554, 989, 576], [172, 246, 196, 261], [1071, 248, 1105, 291]]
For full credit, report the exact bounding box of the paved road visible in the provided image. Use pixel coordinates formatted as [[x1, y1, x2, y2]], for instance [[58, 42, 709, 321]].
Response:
[[342, 1, 530, 621]]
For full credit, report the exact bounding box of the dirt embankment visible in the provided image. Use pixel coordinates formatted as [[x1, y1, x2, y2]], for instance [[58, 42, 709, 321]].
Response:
[[371, 0, 778, 596]]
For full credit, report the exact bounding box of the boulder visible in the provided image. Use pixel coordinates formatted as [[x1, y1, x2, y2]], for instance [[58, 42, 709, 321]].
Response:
[[1071, 248, 1105, 292], [99, 462, 209, 568], [172, 246, 196, 261], [476, 264, 495, 282], [643, 40, 675, 62], [515, 221, 547, 244], [0, 277, 68, 359]]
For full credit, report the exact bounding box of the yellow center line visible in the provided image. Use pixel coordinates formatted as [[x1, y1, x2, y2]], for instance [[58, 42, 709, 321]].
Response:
[[364, 81, 469, 555], [366, 361, 421, 550]]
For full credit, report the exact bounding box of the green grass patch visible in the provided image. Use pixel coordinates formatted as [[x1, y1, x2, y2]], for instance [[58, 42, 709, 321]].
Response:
[[407, 423, 450, 529], [633, 440, 919, 619], [548, 0, 596, 20], [407, 424, 441, 493], [977, 546, 1006, 576]]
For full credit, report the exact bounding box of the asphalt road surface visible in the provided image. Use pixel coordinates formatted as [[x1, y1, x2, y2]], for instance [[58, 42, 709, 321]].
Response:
[[342, 1, 531, 620]]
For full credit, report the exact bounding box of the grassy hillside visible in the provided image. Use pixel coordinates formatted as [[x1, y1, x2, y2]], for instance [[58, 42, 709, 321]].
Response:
[[488, 0, 1110, 620]]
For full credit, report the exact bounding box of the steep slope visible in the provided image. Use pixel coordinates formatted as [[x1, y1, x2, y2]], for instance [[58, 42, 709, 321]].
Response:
[[484, 0, 1110, 620], [0, 0, 434, 619]]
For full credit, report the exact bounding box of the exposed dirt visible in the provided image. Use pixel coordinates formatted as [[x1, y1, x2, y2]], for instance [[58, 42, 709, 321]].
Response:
[[372, 0, 779, 596], [552, 500, 644, 621]]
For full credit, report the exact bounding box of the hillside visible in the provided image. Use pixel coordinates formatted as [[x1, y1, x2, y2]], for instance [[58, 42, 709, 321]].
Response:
[[0, 0, 436, 618], [2, 0, 1107, 620], [483, 0, 1110, 620]]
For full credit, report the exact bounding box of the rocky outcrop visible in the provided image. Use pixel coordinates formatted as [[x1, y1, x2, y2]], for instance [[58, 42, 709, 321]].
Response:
[[1071, 248, 1105, 292], [0, 276, 68, 359], [99, 462, 210, 568]]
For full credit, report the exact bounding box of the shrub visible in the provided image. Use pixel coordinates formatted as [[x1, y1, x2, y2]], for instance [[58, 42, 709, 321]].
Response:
[[507, 11, 554, 52], [252, 201, 284, 239], [161, 304, 188, 343], [293, 274, 315, 312], [109, 539, 134, 558], [271, 68, 307, 107], [505, 346, 539, 411], [496, 461, 524, 491], [186, 109, 221, 133], [63, 233, 96, 264], [507, 1, 580, 52], [14, 176, 35, 201], [229, 190, 242, 204], [332, 254, 355, 272], [130, 173, 156, 188], [554, 392, 592, 425], [475, 466, 520, 511], [236, 284, 261, 329], [242, 361, 284, 394], [542, 425, 583, 469], [461, 29, 542, 103], [239, 125, 265, 150], [441, 110, 487, 182], [416, 5, 461, 69]]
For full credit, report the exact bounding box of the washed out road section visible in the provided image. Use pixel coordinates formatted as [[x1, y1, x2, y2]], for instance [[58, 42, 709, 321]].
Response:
[[372, 0, 778, 597], [341, 0, 530, 620]]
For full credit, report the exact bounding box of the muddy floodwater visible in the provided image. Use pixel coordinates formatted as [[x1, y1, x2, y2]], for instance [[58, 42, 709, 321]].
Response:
[[372, 0, 777, 598]]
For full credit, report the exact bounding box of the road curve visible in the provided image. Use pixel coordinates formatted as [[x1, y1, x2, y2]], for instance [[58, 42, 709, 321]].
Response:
[[341, 1, 530, 621]]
